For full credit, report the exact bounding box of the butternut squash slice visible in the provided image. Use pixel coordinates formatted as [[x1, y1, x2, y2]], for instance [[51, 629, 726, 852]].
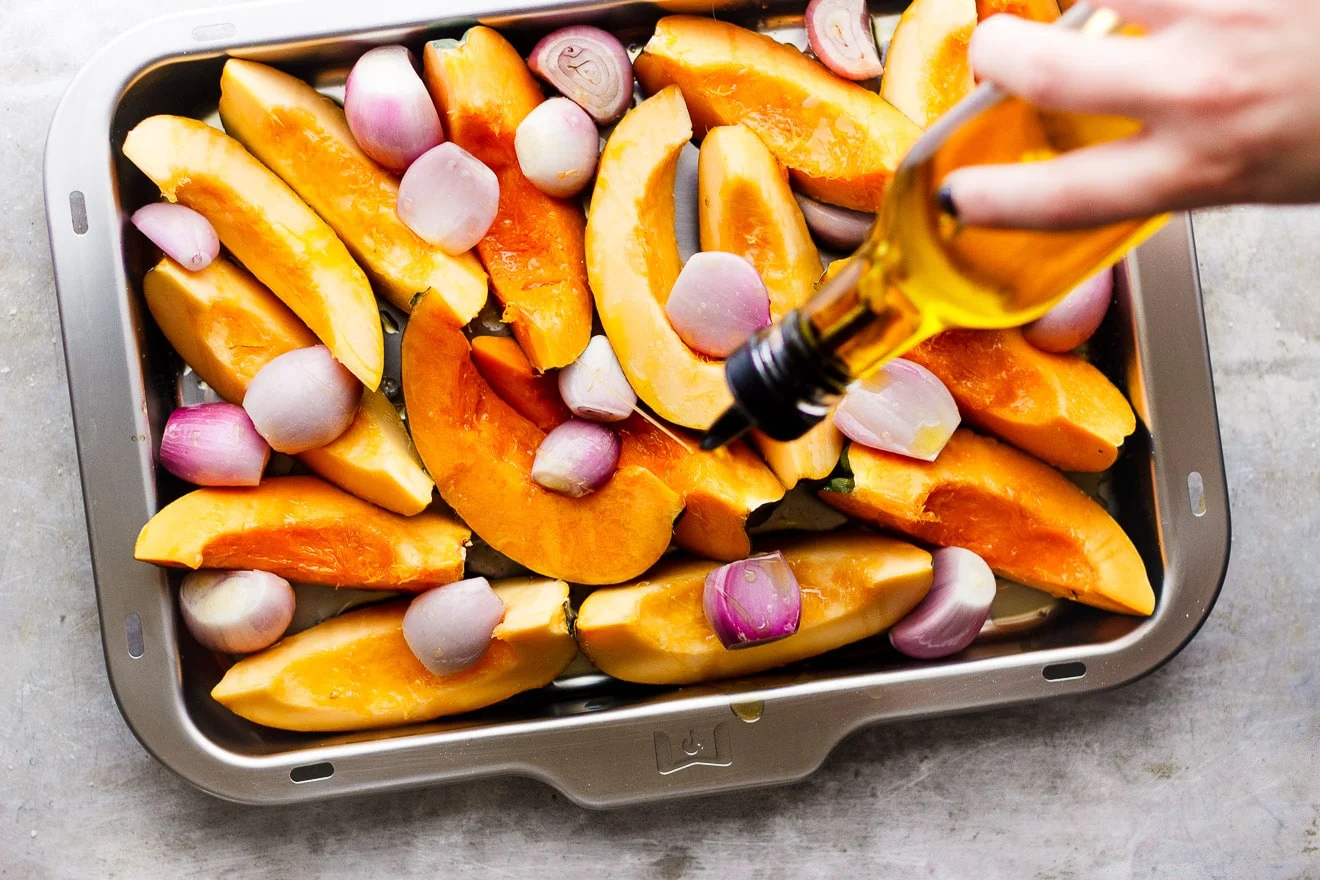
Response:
[[424, 27, 592, 370], [135, 476, 468, 590], [905, 328, 1136, 472], [820, 431, 1155, 615], [586, 86, 732, 430], [402, 290, 683, 586], [212, 578, 576, 732], [696, 123, 844, 485], [217, 59, 488, 321], [880, 0, 978, 128], [634, 17, 923, 212], [123, 115, 382, 388], [142, 256, 434, 515], [576, 532, 932, 685]]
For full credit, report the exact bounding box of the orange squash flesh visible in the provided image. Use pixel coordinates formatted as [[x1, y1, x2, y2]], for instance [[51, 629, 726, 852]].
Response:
[[634, 17, 923, 212], [617, 418, 785, 562], [216, 59, 489, 321], [820, 431, 1155, 615], [469, 335, 571, 433], [696, 123, 844, 485], [134, 476, 469, 590], [142, 257, 434, 515], [753, 422, 847, 489], [976, 0, 1060, 22], [454, 338, 784, 561], [585, 86, 732, 430], [698, 124, 822, 320], [905, 329, 1136, 472], [402, 291, 683, 585], [212, 578, 576, 732], [424, 28, 592, 370], [576, 532, 932, 685], [122, 115, 383, 388], [880, 0, 978, 129]]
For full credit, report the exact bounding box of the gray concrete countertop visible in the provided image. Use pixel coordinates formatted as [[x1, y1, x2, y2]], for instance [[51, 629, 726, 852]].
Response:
[[2, 1, 1316, 877]]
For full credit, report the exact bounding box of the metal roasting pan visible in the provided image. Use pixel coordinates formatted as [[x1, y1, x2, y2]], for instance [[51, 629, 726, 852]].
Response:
[[44, 0, 1231, 807]]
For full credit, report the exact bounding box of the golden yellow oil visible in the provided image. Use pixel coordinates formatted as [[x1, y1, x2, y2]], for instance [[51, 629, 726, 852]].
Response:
[[803, 95, 1169, 381]]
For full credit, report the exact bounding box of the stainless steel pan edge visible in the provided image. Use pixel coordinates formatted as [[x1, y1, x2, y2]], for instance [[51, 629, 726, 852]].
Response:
[[44, 0, 1230, 807]]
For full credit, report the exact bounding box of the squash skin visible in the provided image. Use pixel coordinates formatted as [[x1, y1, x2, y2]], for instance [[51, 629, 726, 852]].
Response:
[[820, 431, 1156, 615], [134, 476, 469, 590], [585, 86, 732, 430], [423, 28, 592, 371], [142, 256, 434, 515], [576, 532, 932, 685], [122, 114, 383, 388], [401, 290, 683, 586], [696, 123, 843, 485], [212, 578, 576, 732], [217, 59, 489, 321], [906, 329, 1137, 473], [634, 17, 923, 212]]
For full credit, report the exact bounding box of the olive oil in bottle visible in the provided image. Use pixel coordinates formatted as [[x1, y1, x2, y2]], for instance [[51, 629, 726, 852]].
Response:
[[702, 4, 1167, 449]]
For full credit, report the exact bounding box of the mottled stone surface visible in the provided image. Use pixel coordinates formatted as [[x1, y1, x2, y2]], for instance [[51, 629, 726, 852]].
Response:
[[1, 2, 1316, 878]]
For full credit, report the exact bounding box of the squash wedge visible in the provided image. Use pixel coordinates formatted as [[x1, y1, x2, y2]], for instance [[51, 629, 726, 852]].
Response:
[[820, 431, 1155, 615], [402, 290, 683, 585], [576, 532, 932, 685], [586, 86, 731, 429], [217, 59, 488, 321], [212, 578, 576, 731], [880, 0, 978, 128], [142, 256, 433, 515], [696, 123, 844, 484], [905, 328, 1136, 472], [135, 476, 468, 590], [123, 115, 382, 388], [635, 17, 923, 211], [424, 28, 592, 370]]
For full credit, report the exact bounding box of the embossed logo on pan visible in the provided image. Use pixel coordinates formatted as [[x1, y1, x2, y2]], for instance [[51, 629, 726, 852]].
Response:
[[653, 723, 733, 775]]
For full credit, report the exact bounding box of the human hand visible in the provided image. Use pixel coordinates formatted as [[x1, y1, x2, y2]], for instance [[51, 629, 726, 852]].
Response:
[[940, 0, 1320, 229]]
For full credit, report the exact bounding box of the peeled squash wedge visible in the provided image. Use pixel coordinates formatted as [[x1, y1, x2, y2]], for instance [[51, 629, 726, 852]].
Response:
[[142, 257, 434, 515], [135, 476, 469, 590], [696, 123, 844, 485], [424, 28, 592, 370], [402, 290, 683, 585], [576, 532, 933, 685], [635, 17, 923, 211], [880, 0, 978, 128], [122, 115, 382, 388], [217, 59, 488, 321], [820, 431, 1155, 615], [905, 329, 1136, 472], [586, 86, 732, 430], [617, 418, 785, 562], [212, 578, 576, 732]]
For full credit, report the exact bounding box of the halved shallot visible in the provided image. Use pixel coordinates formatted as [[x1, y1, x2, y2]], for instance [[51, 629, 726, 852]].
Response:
[[344, 45, 445, 172], [833, 359, 960, 461], [528, 26, 634, 125]]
